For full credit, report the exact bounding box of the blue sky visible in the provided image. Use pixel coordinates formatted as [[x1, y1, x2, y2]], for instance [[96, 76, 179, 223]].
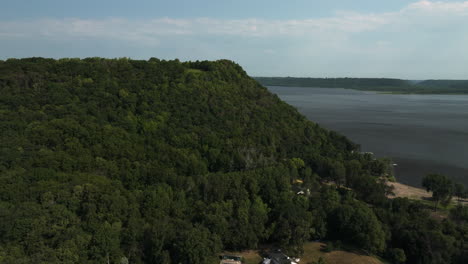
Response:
[[1, 0, 468, 79], [1, 0, 419, 20]]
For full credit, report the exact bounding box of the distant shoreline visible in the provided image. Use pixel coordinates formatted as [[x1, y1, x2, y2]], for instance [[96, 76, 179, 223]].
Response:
[[265, 85, 468, 95], [392, 157, 468, 188], [255, 77, 468, 95]]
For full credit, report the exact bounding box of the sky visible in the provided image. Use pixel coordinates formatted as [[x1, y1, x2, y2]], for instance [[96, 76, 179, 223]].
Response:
[[1, 0, 468, 79]]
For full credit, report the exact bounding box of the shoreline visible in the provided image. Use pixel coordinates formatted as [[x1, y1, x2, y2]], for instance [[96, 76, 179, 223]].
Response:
[[263, 85, 468, 95], [391, 157, 468, 188]]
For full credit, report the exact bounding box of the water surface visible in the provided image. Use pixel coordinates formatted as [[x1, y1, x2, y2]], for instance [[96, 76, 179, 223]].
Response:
[[268, 86, 468, 187]]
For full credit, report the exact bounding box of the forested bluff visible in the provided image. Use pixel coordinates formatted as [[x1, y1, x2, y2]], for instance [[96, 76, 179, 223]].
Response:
[[0, 58, 466, 264]]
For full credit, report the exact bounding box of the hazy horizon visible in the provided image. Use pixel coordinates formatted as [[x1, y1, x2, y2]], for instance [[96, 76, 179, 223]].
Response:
[[253, 76, 465, 81]]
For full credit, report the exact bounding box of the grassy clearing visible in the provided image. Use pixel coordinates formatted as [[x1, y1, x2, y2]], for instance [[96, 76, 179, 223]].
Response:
[[185, 68, 205, 74], [300, 242, 383, 264], [387, 182, 431, 200], [387, 181, 467, 207], [299, 242, 323, 263], [324, 251, 383, 264]]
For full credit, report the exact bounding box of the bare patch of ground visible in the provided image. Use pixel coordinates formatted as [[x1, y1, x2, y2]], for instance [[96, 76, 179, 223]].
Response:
[[301, 242, 383, 264], [387, 181, 468, 205], [387, 181, 432, 200]]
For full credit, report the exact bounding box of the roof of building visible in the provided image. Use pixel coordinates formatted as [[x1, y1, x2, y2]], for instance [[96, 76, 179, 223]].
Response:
[[267, 251, 293, 264], [220, 255, 242, 264]]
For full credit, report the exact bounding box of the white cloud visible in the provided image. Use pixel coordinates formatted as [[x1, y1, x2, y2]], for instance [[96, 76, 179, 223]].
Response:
[[406, 0, 468, 13], [1, 1, 468, 78], [1, 1, 467, 41]]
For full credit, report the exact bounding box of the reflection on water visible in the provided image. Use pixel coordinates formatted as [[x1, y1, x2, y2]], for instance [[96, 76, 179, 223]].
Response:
[[268, 86, 468, 187]]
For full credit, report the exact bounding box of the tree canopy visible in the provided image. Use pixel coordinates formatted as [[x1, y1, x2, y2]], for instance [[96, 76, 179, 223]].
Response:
[[422, 174, 453, 208], [0, 58, 466, 264]]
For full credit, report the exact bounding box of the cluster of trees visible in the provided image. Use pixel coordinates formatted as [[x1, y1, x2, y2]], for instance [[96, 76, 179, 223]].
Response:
[[423, 174, 468, 209], [0, 58, 466, 264], [419, 80, 468, 90], [254, 77, 468, 94]]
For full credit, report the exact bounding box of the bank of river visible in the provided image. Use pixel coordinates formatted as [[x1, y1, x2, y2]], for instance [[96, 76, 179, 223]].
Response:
[[268, 86, 468, 187]]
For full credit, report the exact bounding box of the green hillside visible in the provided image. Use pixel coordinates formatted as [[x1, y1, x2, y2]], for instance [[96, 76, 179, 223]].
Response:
[[0, 58, 466, 264]]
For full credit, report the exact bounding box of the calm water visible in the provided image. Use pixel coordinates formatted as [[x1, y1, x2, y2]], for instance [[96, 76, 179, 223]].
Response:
[[268, 86, 468, 187]]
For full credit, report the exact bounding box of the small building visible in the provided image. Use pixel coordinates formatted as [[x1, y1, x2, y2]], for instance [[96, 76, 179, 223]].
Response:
[[220, 255, 242, 264], [293, 179, 304, 184], [262, 250, 299, 264]]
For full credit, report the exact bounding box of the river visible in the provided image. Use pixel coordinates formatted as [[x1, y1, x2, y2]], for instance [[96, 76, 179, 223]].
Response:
[[268, 86, 468, 187]]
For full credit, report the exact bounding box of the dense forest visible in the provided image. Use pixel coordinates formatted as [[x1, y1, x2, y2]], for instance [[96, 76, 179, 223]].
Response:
[[255, 77, 468, 94], [0, 58, 467, 264]]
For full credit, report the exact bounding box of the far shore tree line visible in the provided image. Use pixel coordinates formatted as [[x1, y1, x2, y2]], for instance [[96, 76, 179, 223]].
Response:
[[254, 77, 468, 94]]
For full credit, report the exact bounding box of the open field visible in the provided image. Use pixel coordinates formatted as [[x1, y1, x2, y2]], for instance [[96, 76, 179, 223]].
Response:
[[387, 181, 432, 200], [387, 181, 468, 206], [301, 242, 383, 264]]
